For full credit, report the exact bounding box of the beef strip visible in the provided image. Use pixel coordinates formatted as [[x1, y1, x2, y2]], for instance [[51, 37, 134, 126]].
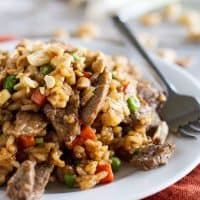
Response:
[[139, 105, 161, 128], [33, 163, 54, 199], [6, 160, 53, 200], [44, 91, 80, 143], [139, 106, 168, 140], [6, 160, 35, 200], [137, 82, 164, 109], [132, 104, 161, 129], [81, 69, 111, 125], [131, 143, 175, 171], [7, 112, 47, 137]]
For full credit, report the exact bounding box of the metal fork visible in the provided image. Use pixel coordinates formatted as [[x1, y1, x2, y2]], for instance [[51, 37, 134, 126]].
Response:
[[112, 15, 200, 138]]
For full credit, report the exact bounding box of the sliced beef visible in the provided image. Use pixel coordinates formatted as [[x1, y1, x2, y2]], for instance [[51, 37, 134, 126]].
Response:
[[139, 106, 166, 140], [33, 163, 53, 199], [6, 160, 35, 200], [134, 104, 161, 127], [6, 160, 53, 200], [7, 112, 47, 137], [131, 143, 175, 171], [137, 82, 165, 109], [81, 69, 111, 125], [44, 91, 80, 143]]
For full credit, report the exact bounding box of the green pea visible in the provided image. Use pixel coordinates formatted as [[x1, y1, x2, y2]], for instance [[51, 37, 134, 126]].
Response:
[[127, 96, 140, 113], [64, 173, 76, 188], [39, 65, 54, 75], [35, 137, 44, 144], [111, 157, 121, 173], [72, 53, 79, 61], [3, 75, 19, 92], [112, 72, 116, 79]]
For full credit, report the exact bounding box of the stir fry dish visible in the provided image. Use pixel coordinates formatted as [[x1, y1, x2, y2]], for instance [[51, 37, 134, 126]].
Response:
[[0, 40, 175, 200]]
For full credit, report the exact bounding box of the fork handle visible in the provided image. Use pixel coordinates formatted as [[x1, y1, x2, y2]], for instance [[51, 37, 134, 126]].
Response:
[[112, 15, 174, 93]]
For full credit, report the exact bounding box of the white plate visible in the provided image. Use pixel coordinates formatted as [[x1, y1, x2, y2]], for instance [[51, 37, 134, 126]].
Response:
[[0, 39, 200, 200]]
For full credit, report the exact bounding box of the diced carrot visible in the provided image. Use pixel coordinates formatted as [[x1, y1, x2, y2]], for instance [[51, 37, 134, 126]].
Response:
[[96, 164, 114, 183], [81, 126, 97, 141], [83, 71, 92, 78], [18, 136, 35, 148], [31, 88, 46, 105], [70, 126, 96, 148], [123, 83, 130, 92], [69, 136, 83, 148], [0, 35, 16, 42]]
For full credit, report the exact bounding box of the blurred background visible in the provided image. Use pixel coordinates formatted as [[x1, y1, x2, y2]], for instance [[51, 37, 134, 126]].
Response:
[[0, 0, 199, 78]]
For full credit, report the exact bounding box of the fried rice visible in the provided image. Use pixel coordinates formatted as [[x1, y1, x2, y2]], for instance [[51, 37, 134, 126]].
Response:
[[0, 40, 175, 200]]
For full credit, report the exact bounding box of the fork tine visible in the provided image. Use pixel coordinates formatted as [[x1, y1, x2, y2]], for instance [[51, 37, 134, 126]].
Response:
[[189, 123, 200, 132], [191, 120, 200, 126], [182, 124, 200, 133], [190, 120, 200, 127], [187, 127, 200, 133], [178, 127, 197, 138]]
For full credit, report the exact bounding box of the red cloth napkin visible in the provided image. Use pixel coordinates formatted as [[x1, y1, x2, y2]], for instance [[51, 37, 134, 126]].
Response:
[[0, 35, 16, 43], [145, 164, 200, 200]]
